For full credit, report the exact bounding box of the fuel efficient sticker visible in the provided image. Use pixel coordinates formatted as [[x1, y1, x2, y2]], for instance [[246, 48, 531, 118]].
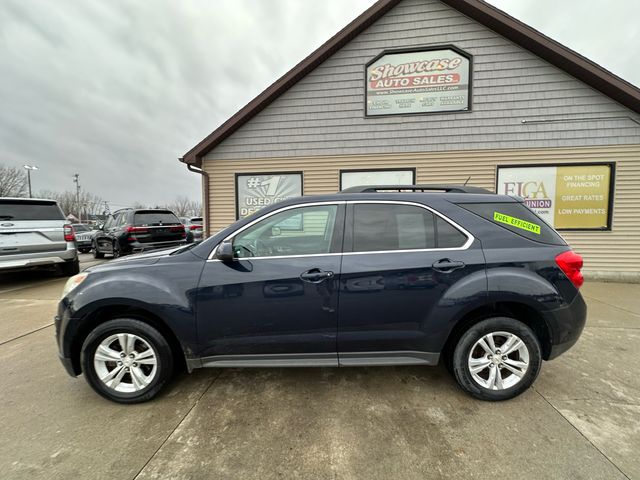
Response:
[[493, 212, 541, 235]]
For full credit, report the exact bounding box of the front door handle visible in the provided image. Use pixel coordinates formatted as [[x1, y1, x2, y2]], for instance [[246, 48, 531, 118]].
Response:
[[300, 268, 334, 283], [432, 258, 465, 273]]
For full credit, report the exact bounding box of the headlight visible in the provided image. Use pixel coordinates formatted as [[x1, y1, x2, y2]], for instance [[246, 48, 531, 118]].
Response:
[[61, 273, 89, 298]]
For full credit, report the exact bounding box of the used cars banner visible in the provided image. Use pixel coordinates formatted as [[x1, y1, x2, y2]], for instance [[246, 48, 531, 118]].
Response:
[[496, 164, 613, 230], [236, 173, 302, 219]]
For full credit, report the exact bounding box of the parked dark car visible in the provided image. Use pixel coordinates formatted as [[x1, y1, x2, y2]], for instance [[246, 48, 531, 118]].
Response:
[[56, 186, 586, 404], [72, 223, 93, 254], [180, 216, 204, 243], [92, 208, 187, 258]]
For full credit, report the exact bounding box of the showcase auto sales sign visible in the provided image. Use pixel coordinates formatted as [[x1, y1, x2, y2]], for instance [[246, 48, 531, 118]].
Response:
[[366, 48, 471, 116]]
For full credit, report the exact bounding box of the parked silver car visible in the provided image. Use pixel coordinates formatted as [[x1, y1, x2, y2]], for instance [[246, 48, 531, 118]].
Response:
[[72, 223, 94, 254], [0, 198, 79, 276], [180, 216, 204, 243]]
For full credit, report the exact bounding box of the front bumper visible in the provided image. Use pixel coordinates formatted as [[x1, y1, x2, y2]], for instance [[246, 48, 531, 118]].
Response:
[[55, 302, 81, 377], [545, 291, 587, 360]]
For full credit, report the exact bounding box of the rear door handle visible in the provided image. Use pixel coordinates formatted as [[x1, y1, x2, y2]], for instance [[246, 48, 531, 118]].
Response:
[[432, 258, 465, 273], [300, 268, 334, 283]]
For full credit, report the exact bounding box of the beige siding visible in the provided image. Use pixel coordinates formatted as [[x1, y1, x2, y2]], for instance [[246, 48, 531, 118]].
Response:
[[204, 144, 640, 277]]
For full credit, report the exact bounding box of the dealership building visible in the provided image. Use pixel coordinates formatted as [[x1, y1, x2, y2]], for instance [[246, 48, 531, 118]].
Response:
[[182, 0, 640, 281]]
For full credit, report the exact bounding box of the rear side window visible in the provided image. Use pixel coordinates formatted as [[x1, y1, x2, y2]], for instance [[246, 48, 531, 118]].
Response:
[[133, 211, 180, 226], [460, 202, 565, 245], [0, 200, 64, 221], [351, 203, 467, 252]]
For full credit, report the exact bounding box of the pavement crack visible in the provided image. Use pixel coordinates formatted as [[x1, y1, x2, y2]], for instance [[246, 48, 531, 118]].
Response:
[[582, 295, 640, 318], [131, 370, 224, 480], [533, 387, 632, 480], [0, 323, 53, 346]]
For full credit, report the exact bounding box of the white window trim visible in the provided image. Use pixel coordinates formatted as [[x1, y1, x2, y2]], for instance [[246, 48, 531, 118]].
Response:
[[208, 199, 474, 261]]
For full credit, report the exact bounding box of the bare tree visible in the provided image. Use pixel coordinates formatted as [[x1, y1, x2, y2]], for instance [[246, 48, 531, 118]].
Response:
[[0, 165, 27, 197], [36, 189, 106, 219], [166, 196, 192, 217]]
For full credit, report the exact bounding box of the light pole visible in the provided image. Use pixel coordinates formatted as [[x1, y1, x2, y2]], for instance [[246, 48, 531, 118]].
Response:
[[23, 165, 38, 198]]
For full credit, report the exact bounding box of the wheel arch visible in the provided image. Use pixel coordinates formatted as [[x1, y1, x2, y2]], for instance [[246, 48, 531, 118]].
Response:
[[442, 301, 552, 364], [69, 304, 188, 376]]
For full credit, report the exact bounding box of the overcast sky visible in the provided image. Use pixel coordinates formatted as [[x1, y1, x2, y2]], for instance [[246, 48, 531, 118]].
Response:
[[1, 0, 638, 208]]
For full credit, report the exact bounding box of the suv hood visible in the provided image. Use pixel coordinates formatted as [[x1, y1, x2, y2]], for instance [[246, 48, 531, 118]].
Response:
[[85, 246, 185, 273]]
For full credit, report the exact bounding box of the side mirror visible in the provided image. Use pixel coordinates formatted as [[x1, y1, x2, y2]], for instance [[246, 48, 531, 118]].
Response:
[[216, 240, 234, 262]]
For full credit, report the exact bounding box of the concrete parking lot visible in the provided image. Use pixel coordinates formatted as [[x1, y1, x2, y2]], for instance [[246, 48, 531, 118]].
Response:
[[0, 257, 638, 479]]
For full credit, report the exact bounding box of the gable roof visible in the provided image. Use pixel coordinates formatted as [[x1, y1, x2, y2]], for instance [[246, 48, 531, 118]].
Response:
[[182, 0, 640, 166]]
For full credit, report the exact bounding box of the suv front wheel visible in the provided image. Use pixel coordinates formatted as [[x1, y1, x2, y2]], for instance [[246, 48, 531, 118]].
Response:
[[80, 319, 174, 403], [452, 317, 542, 401]]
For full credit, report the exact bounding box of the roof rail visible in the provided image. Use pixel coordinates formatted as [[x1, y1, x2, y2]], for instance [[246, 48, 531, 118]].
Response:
[[339, 184, 492, 194]]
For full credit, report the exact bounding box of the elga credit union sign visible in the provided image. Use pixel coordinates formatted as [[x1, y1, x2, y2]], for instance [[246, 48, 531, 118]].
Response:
[[497, 164, 614, 230], [366, 47, 471, 116], [236, 173, 302, 219]]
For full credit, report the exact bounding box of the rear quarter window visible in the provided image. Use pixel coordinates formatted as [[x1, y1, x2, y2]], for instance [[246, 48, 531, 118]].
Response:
[[133, 211, 181, 226], [0, 200, 65, 221], [459, 202, 565, 245]]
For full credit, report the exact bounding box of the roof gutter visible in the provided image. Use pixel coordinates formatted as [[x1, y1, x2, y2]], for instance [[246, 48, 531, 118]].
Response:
[[181, 159, 211, 238]]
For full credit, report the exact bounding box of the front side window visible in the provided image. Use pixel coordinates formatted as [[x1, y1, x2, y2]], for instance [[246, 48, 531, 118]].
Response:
[[232, 205, 338, 258], [351, 203, 467, 252]]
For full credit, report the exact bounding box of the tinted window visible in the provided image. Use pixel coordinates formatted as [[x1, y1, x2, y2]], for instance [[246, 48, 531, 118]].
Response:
[[0, 200, 64, 221], [459, 202, 565, 245], [436, 217, 467, 248], [133, 211, 180, 226], [352, 203, 468, 252], [352, 204, 436, 252], [233, 205, 338, 258]]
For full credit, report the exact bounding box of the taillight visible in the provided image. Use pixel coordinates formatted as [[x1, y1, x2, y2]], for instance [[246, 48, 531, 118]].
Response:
[[126, 226, 148, 234], [64, 224, 75, 242], [555, 250, 584, 288], [190, 225, 202, 230]]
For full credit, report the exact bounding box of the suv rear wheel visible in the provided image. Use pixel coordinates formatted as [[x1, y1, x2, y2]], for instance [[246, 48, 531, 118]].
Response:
[[80, 319, 174, 403], [452, 317, 542, 401], [58, 259, 80, 277]]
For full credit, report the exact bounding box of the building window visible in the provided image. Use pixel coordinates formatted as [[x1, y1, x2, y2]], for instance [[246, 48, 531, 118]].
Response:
[[340, 168, 415, 190]]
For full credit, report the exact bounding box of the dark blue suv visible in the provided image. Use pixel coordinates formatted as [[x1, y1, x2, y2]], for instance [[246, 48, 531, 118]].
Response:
[[56, 185, 586, 403]]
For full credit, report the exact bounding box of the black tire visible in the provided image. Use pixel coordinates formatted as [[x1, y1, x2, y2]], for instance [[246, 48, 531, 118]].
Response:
[[112, 240, 121, 258], [58, 259, 80, 277], [93, 242, 104, 259], [80, 319, 174, 404], [452, 317, 542, 401]]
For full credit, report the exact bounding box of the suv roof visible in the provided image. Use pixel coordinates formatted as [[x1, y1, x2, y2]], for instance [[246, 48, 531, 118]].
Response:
[[0, 197, 58, 203], [339, 184, 492, 194]]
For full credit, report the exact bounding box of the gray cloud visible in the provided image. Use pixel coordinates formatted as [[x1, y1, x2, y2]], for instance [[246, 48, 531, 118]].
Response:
[[1, 0, 638, 208]]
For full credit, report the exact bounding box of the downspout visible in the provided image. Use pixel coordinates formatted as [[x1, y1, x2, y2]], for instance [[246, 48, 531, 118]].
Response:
[[181, 158, 211, 238]]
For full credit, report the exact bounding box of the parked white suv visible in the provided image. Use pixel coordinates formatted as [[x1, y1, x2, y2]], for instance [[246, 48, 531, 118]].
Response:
[[0, 198, 79, 276]]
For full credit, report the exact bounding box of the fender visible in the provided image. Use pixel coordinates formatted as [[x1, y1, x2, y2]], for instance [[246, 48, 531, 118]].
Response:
[[58, 254, 205, 365], [424, 269, 488, 352]]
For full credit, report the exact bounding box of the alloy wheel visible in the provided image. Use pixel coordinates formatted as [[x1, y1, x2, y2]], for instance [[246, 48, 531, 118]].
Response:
[[93, 333, 158, 393], [467, 331, 530, 390]]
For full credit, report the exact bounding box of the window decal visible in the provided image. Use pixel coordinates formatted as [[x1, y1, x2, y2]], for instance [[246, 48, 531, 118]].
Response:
[[493, 212, 541, 235]]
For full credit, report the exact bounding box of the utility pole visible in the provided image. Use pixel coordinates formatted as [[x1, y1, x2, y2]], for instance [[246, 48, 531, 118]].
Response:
[[23, 165, 38, 198], [73, 173, 80, 222]]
